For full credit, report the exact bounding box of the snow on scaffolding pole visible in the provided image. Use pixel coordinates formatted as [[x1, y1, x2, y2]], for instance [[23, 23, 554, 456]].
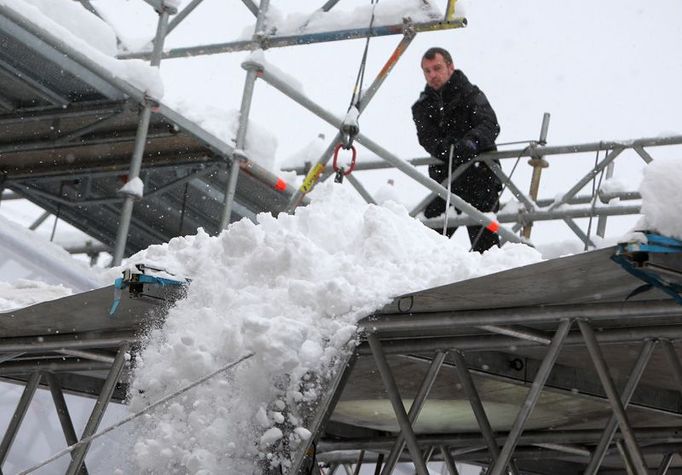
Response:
[[119, 17, 467, 60], [244, 59, 525, 245]]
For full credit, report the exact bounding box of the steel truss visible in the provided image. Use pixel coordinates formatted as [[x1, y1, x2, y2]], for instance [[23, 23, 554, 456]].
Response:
[[295, 309, 682, 475]]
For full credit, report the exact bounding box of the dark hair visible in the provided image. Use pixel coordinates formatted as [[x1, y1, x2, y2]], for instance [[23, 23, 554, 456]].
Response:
[[422, 47, 453, 65]]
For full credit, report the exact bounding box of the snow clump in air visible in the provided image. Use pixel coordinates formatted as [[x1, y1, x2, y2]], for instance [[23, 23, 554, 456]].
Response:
[[639, 157, 682, 240], [122, 183, 541, 473]]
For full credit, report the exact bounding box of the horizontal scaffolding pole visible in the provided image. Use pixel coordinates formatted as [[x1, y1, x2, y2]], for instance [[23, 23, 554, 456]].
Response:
[[422, 203, 642, 228], [281, 134, 682, 175], [0, 360, 113, 375], [0, 331, 136, 354], [356, 324, 682, 355], [318, 427, 682, 453], [120, 18, 467, 60], [362, 300, 682, 334]]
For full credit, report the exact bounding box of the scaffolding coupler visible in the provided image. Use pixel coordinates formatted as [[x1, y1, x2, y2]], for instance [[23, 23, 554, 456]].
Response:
[[612, 232, 682, 304], [110, 264, 188, 315]]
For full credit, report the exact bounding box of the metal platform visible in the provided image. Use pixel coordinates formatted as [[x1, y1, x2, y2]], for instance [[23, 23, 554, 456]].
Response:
[[2, 239, 682, 474], [301, 243, 682, 475]]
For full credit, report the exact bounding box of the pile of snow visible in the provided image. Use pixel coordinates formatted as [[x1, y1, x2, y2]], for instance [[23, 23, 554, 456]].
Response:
[[120, 184, 541, 473], [639, 158, 682, 239], [0, 0, 163, 98]]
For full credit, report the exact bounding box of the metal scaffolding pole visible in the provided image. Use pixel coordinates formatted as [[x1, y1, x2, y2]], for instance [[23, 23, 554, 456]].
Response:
[[440, 446, 459, 475], [0, 372, 41, 468], [523, 112, 551, 238], [381, 351, 446, 475], [367, 334, 429, 475], [248, 62, 523, 245], [363, 300, 681, 334], [111, 3, 171, 266], [65, 344, 129, 475], [577, 320, 648, 475], [583, 339, 656, 475], [121, 19, 466, 60], [218, 0, 270, 231], [489, 319, 572, 475]]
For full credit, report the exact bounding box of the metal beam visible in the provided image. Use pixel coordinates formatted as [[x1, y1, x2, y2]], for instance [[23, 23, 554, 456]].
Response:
[[578, 320, 648, 475], [363, 300, 682, 334], [120, 18, 466, 60], [46, 372, 88, 474], [0, 372, 41, 466], [381, 351, 446, 475], [66, 344, 129, 475], [489, 319, 572, 475], [451, 350, 517, 475], [367, 334, 429, 475], [0, 56, 69, 106], [584, 339, 656, 474]]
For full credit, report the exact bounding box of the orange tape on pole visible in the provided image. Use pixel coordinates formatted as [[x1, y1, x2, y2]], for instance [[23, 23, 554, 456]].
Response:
[[274, 178, 287, 192], [486, 221, 500, 233]]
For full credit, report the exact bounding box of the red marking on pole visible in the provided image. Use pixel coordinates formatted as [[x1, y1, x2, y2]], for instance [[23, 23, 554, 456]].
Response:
[[274, 178, 287, 192], [486, 221, 500, 233]]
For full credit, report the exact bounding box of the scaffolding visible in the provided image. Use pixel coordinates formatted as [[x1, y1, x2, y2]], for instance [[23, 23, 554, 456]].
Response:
[[1, 1, 682, 474]]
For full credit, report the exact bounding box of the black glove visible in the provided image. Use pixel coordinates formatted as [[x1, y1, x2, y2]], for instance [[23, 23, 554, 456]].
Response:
[[448, 138, 478, 168]]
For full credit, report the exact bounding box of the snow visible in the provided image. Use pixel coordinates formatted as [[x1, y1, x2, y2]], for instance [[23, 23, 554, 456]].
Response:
[[118, 184, 542, 473], [0, 279, 72, 312], [0, 0, 164, 98], [119, 177, 145, 199], [0, 214, 104, 292], [169, 99, 279, 172], [639, 158, 682, 239]]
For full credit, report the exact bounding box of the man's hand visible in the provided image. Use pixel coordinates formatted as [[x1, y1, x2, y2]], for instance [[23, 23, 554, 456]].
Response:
[[449, 138, 478, 167]]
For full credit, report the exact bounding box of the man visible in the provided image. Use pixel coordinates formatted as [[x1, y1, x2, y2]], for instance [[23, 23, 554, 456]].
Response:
[[412, 47, 502, 252]]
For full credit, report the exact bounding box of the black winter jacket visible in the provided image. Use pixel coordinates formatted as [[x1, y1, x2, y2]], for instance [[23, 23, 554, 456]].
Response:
[[412, 70, 502, 217]]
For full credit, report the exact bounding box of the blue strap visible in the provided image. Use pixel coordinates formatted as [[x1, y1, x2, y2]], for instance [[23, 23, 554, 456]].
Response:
[[613, 232, 682, 305], [109, 273, 186, 317]]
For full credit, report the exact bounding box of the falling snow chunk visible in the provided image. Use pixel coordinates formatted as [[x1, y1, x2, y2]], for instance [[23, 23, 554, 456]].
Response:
[[260, 427, 283, 446], [294, 427, 312, 441]]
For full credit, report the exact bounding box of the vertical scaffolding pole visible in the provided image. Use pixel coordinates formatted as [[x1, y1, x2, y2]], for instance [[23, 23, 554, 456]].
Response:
[[596, 161, 616, 238], [367, 335, 429, 475], [583, 339, 656, 475], [0, 372, 41, 468], [578, 320, 648, 475], [522, 113, 550, 239], [111, 4, 172, 266], [66, 344, 129, 475], [381, 351, 446, 475], [219, 0, 271, 230], [489, 319, 572, 475]]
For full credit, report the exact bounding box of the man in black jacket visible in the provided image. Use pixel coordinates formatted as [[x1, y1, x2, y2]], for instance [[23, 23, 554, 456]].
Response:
[[412, 47, 502, 252]]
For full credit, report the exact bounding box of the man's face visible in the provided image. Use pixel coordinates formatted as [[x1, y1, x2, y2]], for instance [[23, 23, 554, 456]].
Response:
[[421, 53, 455, 91]]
